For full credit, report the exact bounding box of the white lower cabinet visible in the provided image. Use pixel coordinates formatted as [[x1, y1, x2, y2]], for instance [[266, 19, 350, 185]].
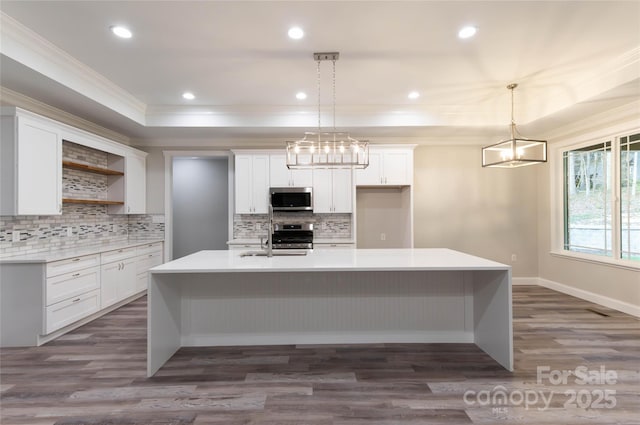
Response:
[[135, 242, 164, 292], [101, 255, 137, 309], [44, 255, 102, 334], [228, 243, 262, 251], [46, 265, 100, 306], [314, 243, 355, 249], [1, 241, 164, 347], [45, 289, 101, 334]]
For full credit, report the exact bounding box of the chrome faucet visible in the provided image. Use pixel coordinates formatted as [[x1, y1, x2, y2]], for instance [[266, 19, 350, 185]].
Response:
[[260, 204, 274, 257]]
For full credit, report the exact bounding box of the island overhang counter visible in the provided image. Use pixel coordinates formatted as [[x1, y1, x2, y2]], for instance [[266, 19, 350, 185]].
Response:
[[147, 248, 512, 376]]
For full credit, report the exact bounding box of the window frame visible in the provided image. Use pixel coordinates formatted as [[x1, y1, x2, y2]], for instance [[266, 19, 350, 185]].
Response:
[[550, 123, 640, 271]]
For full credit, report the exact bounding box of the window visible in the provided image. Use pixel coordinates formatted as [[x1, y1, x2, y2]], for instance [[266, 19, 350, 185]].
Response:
[[620, 133, 640, 261], [561, 132, 639, 263], [563, 142, 612, 256]]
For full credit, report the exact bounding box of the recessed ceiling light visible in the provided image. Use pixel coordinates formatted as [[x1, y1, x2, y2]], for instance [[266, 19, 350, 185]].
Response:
[[458, 25, 477, 39], [408, 91, 420, 100], [288, 26, 304, 40], [110, 25, 132, 39], [296, 92, 307, 100], [182, 92, 195, 100]]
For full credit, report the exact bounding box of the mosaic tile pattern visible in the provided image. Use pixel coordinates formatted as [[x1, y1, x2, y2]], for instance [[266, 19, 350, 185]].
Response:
[[0, 212, 164, 257], [62, 141, 111, 201], [63, 169, 108, 201], [63, 140, 108, 168], [233, 213, 352, 239]]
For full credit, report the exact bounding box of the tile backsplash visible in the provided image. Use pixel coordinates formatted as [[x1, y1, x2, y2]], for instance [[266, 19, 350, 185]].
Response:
[[0, 208, 164, 258], [233, 213, 352, 240]]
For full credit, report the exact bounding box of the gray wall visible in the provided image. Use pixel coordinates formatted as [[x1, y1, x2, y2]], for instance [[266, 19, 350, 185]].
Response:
[[413, 144, 540, 277], [172, 157, 229, 258], [356, 187, 412, 248]]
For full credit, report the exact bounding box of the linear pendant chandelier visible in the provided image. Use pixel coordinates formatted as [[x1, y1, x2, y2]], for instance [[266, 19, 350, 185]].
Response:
[[482, 83, 547, 168], [286, 52, 369, 169]]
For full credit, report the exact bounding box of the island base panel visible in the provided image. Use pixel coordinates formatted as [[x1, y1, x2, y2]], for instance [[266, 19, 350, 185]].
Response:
[[147, 273, 182, 377], [148, 268, 512, 376]]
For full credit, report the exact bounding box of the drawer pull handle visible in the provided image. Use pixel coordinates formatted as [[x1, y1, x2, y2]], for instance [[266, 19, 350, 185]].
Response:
[[118, 249, 124, 253], [72, 298, 81, 302], [72, 273, 81, 277], [148, 254, 154, 258], [72, 258, 81, 262]]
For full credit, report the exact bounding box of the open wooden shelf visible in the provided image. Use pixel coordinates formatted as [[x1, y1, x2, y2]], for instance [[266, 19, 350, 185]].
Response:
[[62, 161, 124, 176], [62, 198, 125, 205]]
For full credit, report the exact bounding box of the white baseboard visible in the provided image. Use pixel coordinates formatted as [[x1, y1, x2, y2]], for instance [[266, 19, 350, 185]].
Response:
[[535, 278, 640, 318], [512, 277, 539, 286]]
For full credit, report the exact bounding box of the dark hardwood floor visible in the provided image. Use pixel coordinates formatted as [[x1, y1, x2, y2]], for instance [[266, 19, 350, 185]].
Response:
[[1, 285, 638, 424]]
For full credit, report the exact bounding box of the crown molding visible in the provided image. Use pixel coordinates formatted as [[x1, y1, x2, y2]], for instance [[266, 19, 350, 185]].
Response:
[[0, 12, 147, 125], [541, 99, 640, 143], [0, 86, 131, 144]]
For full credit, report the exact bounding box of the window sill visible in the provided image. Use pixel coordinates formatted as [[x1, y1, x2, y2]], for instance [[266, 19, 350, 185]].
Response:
[[549, 250, 640, 272]]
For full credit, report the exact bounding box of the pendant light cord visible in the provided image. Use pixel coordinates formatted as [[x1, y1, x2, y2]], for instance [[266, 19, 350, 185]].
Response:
[[508, 83, 518, 139], [317, 59, 321, 131], [333, 59, 336, 131]]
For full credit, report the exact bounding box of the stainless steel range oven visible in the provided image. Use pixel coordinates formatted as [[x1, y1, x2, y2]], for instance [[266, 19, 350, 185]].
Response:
[[272, 223, 313, 249]]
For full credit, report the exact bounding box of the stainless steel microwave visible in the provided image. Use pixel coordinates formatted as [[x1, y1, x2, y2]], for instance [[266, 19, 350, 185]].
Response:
[[270, 187, 313, 212]]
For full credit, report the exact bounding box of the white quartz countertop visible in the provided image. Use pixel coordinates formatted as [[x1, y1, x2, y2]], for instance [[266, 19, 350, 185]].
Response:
[[0, 239, 164, 264], [151, 248, 509, 274]]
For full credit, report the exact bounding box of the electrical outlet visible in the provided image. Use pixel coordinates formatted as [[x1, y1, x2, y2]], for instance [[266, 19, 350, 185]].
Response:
[[380, 233, 386, 241], [12, 230, 20, 242], [66, 227, 73, 237], [511, 254, 517, 262]]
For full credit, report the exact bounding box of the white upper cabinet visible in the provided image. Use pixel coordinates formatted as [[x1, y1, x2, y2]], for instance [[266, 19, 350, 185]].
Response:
[[0, 110, 62, 215], [269, 154, 313, 188], [1, 107, 147, 216], [312, 168, 353, 213], [356, 147, 414, 186], [235, 154, 270, 214], [125, 154, 146, 214]]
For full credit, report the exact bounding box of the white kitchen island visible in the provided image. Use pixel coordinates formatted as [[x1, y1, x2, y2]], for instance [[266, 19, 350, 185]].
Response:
[[147, 248, 512, 376]]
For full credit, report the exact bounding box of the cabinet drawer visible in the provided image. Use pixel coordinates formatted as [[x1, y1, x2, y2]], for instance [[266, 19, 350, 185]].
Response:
[[136, 251, 163, 274], [46, 254, 100, 277], [46, 265, 100, 306], [136, 242, 163, 256], [45, 289, 100, 334], [101, 247, 137, 264]]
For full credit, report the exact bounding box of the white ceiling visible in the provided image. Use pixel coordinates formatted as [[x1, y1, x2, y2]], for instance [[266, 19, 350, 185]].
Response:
[[0, 1, 639, 145]]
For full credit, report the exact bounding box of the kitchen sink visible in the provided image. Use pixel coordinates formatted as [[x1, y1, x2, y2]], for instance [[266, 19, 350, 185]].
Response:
[[239, 250, 307, 257]]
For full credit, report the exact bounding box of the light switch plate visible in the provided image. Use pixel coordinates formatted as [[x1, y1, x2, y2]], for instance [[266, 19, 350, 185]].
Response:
[[12, 230, 20, 242], [66, 227, 73, 237]]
